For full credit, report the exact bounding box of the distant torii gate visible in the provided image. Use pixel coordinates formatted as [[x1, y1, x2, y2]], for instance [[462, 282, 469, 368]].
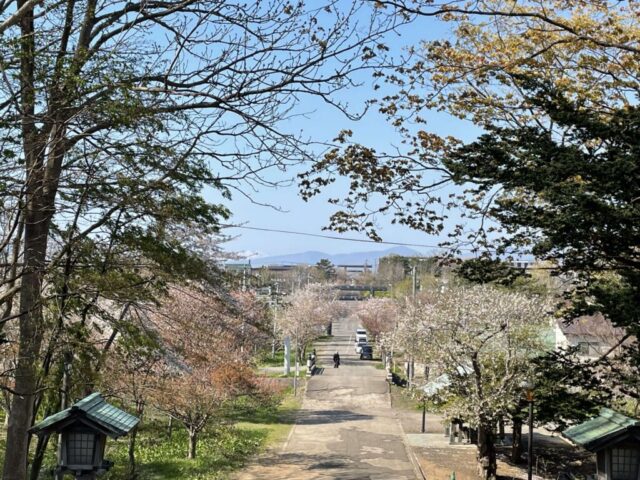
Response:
[[332, 284, 389, 301]]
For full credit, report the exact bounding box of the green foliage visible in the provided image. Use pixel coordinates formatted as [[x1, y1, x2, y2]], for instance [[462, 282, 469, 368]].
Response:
[[257, 349, 285, 368], [314, 259, 337, 281], [529, 348, 612, 431], [455, 256, 528, 287], [445, 82, 640, 340]]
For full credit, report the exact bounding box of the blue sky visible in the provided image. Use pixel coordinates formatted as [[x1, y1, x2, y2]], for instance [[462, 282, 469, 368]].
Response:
[[207, 9, 481, 258]]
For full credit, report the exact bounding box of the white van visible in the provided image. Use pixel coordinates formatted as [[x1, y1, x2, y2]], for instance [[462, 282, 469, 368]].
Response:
[[355, 328, 367, 353]]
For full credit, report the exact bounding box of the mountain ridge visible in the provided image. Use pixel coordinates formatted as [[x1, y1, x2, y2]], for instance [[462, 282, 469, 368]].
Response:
[[248, 246, 423, 267]]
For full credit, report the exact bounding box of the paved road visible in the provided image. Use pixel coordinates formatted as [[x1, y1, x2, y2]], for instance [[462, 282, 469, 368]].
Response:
[[234, 317, 418, 480]]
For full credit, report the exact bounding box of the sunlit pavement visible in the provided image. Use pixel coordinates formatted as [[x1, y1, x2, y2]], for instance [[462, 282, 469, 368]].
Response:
[[234, 316, 419, 480]]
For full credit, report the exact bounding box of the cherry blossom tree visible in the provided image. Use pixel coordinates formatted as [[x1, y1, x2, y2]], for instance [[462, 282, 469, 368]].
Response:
[[395, 285, 551, 480], [354, 297, 399, 342], [148, 286, 265, 459], [277, 284, 339, 362], [229, 290, 273, 355], [101, 316, 163, 477]]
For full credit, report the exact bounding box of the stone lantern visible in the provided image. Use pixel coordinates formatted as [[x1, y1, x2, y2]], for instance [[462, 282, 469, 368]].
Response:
[[30, 392, 139, 479]]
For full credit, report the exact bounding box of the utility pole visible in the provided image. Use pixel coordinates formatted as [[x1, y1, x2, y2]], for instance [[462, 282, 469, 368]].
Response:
[[412, 265, 417, 299], [240, 267, 247, 355], [270, 282, 280, 358], [409, 265, 417, 387], [284, 336, 291, 375], [293, 324, 300, 396]]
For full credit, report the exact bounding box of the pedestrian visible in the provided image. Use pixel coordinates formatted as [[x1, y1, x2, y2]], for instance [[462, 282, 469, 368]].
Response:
[[333, 351, 340, 368]]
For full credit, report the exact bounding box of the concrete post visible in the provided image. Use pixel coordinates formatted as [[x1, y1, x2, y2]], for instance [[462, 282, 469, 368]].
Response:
[[284, 336, 291, 375]]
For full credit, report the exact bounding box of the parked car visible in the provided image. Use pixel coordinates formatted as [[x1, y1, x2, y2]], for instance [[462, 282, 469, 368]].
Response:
[[355, 337, 367, 353], [359, 345, 373, 360], [355, 328, 367, 336]]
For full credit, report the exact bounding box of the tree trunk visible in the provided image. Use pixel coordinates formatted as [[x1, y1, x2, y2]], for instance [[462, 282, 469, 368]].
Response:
[[3, 2, 65, 470], [511, 418, 523, 464], [128, 424, 139, 479], [476, 423, 497, 480], [29, 433, 51, 480], [30, 436, 48, 480], [4, 217, 50, 479], [188, 430, 197, 459]]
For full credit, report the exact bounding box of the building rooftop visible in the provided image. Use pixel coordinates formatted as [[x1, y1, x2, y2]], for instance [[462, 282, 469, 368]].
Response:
[[30, 392, 139, 438], [563, 408, 640, 452]]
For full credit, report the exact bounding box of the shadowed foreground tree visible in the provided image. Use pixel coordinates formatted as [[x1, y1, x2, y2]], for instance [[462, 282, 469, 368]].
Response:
[[301, 1, 639, 241], [442, 87, 640, 388], [0, 1, 408, 475]]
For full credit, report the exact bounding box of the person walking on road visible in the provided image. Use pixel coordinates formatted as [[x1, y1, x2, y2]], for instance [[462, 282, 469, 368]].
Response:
[[333, 351, 340, 368]]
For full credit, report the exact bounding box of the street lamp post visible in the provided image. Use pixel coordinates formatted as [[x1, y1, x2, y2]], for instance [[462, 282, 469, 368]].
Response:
[[521, 380, 535, 480]]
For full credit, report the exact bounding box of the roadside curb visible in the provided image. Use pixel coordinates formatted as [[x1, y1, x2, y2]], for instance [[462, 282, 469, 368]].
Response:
[[396, 415, 428, 480], [387, 381, 427, 480]]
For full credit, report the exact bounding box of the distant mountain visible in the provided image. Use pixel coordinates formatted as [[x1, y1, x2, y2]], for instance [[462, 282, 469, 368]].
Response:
[[250, 246, 423, 268]]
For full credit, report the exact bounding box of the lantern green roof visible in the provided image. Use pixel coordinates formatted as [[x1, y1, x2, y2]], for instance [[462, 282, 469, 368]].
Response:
[[563, 408, 640, 452], [30, 392, 139, 438]]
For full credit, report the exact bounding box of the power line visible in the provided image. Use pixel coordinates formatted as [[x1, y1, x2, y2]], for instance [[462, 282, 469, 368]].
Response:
[[221, 224, 463, 251], [221, 224, 540, 258]]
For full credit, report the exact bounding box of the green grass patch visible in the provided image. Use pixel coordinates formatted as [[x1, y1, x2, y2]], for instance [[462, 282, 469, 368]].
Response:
[[257, 349, 285, 367], [390, 384, 421, 411], [235, 390, 301, 447], [102, 422, 262, 480]]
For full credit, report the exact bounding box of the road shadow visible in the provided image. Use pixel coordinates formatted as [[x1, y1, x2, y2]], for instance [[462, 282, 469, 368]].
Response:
[[235, 451, 407, 479], [296, 409, 374, 425]]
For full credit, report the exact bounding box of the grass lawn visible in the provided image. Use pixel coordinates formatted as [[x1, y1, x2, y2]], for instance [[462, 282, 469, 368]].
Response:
[[257, 349, 285, 367], [374, 361, 386, 370], [0, 390, 301, 480], [234, 390, 301, 448], [263, 368, 308, 378]]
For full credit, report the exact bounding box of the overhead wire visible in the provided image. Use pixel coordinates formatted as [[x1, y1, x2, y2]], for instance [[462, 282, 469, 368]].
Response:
[[220, 224, 529, 255]]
